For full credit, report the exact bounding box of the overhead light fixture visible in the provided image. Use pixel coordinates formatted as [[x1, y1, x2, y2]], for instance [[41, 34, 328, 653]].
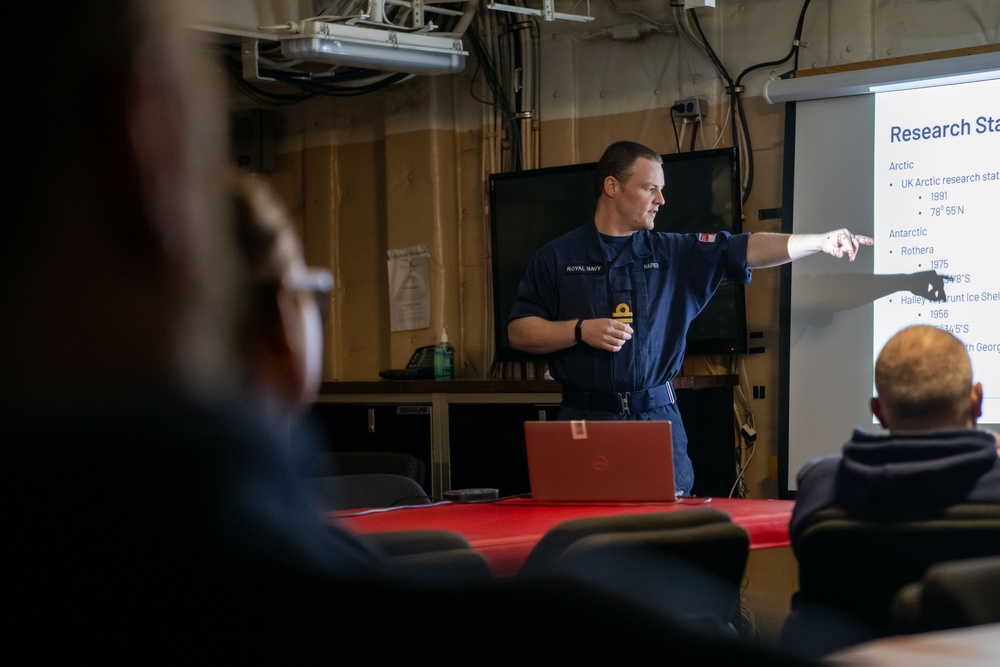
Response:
[[278, 19, 467, 75]]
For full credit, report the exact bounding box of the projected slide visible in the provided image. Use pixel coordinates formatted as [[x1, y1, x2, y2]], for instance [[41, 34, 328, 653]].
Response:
[[874, 79, 1000, 423]]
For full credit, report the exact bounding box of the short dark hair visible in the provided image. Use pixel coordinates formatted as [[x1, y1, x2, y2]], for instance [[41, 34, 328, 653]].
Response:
[[594, 141, 662, 199]]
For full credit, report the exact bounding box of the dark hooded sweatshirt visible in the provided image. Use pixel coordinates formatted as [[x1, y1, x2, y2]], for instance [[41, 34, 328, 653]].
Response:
[[790, 429, 1000, 552]]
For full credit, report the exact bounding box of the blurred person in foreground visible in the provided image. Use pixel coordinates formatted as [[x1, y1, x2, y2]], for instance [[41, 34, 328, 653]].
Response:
[[228, 170, 351, 500], [4, 0, 388, 647], [3, 3, 817, 663], [790, 324, 1000, 548]]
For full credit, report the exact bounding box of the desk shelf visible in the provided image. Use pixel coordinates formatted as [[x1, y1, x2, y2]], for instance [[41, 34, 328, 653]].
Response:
[[311, 378, 737, 499]]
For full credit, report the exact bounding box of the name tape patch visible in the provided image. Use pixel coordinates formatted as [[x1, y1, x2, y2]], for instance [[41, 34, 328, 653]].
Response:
[[563, 264, 604, 275]]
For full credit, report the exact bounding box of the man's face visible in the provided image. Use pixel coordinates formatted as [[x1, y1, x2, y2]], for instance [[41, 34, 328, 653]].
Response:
[[612, 157, 665, 233]]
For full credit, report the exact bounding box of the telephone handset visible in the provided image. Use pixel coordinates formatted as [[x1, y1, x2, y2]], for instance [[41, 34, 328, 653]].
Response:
[[379, 346, 436, 380]]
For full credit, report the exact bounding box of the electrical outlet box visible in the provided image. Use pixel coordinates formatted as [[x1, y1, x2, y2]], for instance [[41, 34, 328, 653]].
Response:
[[611, 23, 643, 41], [673, 98, 708, 119]]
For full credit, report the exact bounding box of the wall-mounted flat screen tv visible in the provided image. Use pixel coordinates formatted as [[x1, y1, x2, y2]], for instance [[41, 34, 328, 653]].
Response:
[[489, 147, 746, 361]]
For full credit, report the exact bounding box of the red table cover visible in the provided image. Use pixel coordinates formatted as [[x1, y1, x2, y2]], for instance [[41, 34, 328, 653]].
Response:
[[333, 497, 793, 577]]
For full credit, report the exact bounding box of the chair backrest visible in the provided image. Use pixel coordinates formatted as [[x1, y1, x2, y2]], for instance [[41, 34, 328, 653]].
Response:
[[366, 529, 473, 557], [890, 554, 1000, 633], [309, 473, 432, 510], [519, 509, 749, 636], [784, 503, 1000, 654], [560, 521, 750, 632], [519, 508, 732, 577], [561, 522, 750, 585], [366, 529, 493, 583], [309, 451, 427, 489]]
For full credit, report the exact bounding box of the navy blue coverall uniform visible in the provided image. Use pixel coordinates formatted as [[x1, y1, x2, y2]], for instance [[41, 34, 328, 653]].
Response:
[[509, 222, 752, 495]]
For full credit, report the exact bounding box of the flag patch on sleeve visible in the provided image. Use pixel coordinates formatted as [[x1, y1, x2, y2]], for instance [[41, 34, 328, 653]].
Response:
[[698, 233, 717, 243]]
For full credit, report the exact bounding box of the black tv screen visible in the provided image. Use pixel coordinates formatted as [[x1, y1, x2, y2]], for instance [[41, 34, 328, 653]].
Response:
[[489, 147, 746, 361]]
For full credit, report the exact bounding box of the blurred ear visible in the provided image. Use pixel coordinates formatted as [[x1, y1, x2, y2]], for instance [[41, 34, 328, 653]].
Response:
[[273, 285, 309, 396], [971, 382, 984, 422], [870, 396, 889, 429], [243, 285, 305, 417]]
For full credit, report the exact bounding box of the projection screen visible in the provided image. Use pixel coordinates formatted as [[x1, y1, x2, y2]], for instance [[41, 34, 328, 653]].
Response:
[[766, 52, 1000, 495]]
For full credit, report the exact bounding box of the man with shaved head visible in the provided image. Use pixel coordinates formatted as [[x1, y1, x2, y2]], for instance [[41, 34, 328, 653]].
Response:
[[790, 325, 1000, 548]]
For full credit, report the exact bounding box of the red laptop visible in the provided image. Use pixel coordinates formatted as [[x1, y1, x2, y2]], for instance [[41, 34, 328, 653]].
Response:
[[524, 420, 677, 502]]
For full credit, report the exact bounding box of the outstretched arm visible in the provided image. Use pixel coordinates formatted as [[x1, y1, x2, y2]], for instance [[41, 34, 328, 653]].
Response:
[[508, 316, 633, 355], [746, 230, 874, 269]]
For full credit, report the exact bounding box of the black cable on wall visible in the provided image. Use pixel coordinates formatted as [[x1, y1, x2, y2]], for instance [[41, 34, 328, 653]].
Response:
[[688, 0, 813, 205]]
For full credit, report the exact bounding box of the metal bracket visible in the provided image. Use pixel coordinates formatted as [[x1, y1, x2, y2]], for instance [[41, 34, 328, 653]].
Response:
[[487, 0, 595, 23], [241, 39, 275, 82]]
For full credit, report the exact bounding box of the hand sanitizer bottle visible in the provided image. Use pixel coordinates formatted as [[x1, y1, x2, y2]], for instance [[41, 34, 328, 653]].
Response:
[[434, 326, 454, 381]]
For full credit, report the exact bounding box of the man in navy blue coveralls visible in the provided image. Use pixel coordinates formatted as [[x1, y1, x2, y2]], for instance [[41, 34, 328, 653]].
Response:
[[509, 141, 872, 495]]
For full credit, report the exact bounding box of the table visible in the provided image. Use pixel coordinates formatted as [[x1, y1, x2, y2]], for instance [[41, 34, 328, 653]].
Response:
[[333, 496, 794, 578], [824, 622, 1000, 667]]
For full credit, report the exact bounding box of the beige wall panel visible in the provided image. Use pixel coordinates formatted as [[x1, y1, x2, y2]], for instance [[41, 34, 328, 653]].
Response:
[[384, 129, 464, 370], [537, 8, 719, 123], [539, 106, 732, 169], [268, 149, 307, 246], [268, 99, 392, 382], [739, 96, 786, 175], [538, 109, 670, 167], [293, 141, 391, 382], [538, 116, 582, 169], [383, 72, 482, 136], [737, 95, 788, 499], [457, 128, 491, 378], [873, 0, 1000, 59], [296, 95, 387, 150], [380, 70, 483, 376], [826, 0, 876, 67], [299, 144, 342, 380], [332, 142, 391, 381]]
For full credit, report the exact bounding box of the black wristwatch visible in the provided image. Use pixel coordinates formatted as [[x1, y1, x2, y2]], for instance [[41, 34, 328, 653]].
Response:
[[575, 318, 584, 344]]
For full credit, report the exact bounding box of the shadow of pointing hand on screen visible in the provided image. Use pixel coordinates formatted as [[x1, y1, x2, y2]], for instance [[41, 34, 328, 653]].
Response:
[[911, 270, 949, 302], [791, 270, 949, 346]]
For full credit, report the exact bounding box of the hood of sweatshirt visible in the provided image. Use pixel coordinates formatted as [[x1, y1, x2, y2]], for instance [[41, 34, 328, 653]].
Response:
[[835, 429, 998, 513]]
